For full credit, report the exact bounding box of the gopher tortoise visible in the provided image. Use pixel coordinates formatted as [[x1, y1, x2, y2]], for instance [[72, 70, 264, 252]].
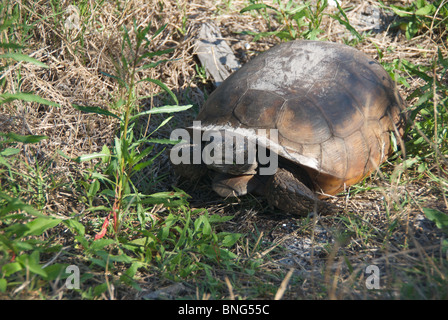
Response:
[[172, 40, 405, 216]]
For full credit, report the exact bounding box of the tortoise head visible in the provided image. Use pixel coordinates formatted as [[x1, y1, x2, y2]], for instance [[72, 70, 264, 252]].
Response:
[[202, 129, 258, 175]]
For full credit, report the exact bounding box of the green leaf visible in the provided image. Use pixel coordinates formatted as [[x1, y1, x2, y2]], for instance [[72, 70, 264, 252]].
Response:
[[208, 214, 234, 224], [0, 148, 20, 156], [139, 78, 178, 104], [63, 218, 86, 237], [136, 21, 152, 43], [99, 71, 128, 89], [16, 253, 47, 278], [415, 4, 434, 16], [130, 104, 192, 121], [330, 2, 363, 41], [114, 136, 122, 162], [405, 19, 419, 39], [12, 240, 34, 252], [132, 159, 155, 172], [89, 239, 116, 251], [122, 24, 134, 59], [240, 3, 278, 13], [131, 146, 154, 165], [389, 5, 413, 17], [91, 172, 115, 185], [2, 262, 23, 277], [443, 239, 448, 255], [120, 262, 143, 291], [401, 60, 432, 82], [152, 23, 168, 39], [85, 205, 112, 212], [0, 42, 24, 50], [88, 179, 100, 197], [42, 263, 68, 281], [195, 215, 212, 236], [221, 233, 242, 247], [0, 279, 7, 293], [93, 283, 109, 296], [131, 148, 163, 172], [100, 144, 111, 163], [423, 208, 448, 231], [95, 250, 135, 263], [0, 191, 42, 217], [1, 132, 48, 144], [72, 104, 121, 121], [0, 92, 58, 107], [147, 116, 173, 136], [141, 197, 186, 207], [74, 152, 112, 163], [137, 48, 174, 63], [23, 217, 62, 236], [0, 53, 48, 68]]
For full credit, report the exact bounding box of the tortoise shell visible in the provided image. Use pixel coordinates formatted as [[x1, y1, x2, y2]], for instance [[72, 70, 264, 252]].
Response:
[[194, 40, 405, 196]]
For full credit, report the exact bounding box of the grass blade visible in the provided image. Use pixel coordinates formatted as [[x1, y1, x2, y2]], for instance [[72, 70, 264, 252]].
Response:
[[72, 104, 122, 121], [74, 152, 112, 163], [330, 2, 363, 41], [0, 53, 48, 68], [240, 3, 278, 14], [130, 104, 192, 121], [139, 78, 178, 104], [0, 92, 59, 107], [0, 43, 24, 50], [1, 132, 48, 144], [151, 23, 168, 39]]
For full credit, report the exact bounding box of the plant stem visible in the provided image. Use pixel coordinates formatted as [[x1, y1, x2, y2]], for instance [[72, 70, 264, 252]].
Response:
[[114, 40, 141, 236]]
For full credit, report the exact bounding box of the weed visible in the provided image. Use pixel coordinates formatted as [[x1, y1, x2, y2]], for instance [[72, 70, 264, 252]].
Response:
[[380, 0, 448, 40], [239, 0, 362, 41], [66, 21, 190, 238], [0, 133, 65, 296], [0, 3, 67, 296], [56, 18, 250, 297]]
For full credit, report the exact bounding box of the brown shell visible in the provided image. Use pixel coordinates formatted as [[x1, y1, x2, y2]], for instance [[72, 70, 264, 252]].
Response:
[[195, 40, 406, 196]]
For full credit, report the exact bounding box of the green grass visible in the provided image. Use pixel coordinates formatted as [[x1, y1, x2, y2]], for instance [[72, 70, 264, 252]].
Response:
[[380, 0, 448, 40], [239, 0, 362, 41], [1, 4, 240, 299]]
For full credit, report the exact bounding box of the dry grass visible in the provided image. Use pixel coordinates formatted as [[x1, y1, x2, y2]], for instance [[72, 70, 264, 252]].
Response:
[[1, 0, 447, 300]]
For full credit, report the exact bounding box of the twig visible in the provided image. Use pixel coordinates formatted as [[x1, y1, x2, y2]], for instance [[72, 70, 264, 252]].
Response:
[[274, 268, 294, 300]]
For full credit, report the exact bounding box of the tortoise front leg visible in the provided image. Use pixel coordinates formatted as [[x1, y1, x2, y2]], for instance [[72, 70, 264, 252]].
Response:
[[265, 168, 333, 216]]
